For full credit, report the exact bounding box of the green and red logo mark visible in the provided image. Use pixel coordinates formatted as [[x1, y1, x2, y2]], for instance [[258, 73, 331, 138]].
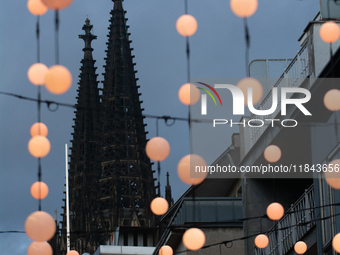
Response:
[[197, 82, 222, 115]]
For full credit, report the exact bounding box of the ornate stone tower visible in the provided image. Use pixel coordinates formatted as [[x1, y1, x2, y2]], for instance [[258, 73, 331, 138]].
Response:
[[56, 1, 156, 254]]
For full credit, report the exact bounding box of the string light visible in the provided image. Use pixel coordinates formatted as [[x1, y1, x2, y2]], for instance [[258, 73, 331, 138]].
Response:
[[30, 181, 49, 199], [182, 228, 205, 251], [41, 0, 73, 10], [28, 135, 51, 158], [264, 145, 281, 163], [27, 241, 53, 255], [150, 197, 169, 216], [230, 0, 258, 18], [236, 77, 263, 106], [320, 21, 340, 43], [266, 202, 284, 221], [45, 65, 72, 95], [25, 211, 56, 241], [294, 241, 307, 254], [159, 245, 173, 255], [324, 89, 340, 111], [325, 159, 340, 189], [177, 154, 207, 185], [30, 122, 48, 137], [27, 0, 48, 16], [27, 63, 48, 86], [146, 137, 170, 161], [176, 14, 198, 37], [254, 234, 269, 248], [178, 83, 200, 106]]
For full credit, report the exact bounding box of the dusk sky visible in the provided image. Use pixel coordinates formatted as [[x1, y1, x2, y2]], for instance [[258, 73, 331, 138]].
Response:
[[0, 1, 320, 254]]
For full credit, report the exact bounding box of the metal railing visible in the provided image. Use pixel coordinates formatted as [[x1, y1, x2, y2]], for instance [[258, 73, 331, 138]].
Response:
[[254, 185, 315, 255], [249, 43, 309, 148]]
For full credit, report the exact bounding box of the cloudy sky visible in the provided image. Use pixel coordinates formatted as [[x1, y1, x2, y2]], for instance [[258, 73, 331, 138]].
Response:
[[0, 0, 320, 254]]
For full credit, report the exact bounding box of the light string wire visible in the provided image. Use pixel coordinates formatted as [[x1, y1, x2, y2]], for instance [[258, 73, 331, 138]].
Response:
[[36, 15, 42, 211]]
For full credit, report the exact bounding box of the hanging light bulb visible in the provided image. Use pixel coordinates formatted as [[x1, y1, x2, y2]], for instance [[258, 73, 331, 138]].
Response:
[[150, 197, 169, 215], [28, 63, 49, 86], [30, 122, 48, 137], [294, 241, 307, 254], [266, 202, 284, 220], [28, 136, 51, 158], [45, 65, 72, 95], [27, 241, 53, 255], [264, 145, 281, 163], [178, 83, 200, 106], [25, 211, 56, 241], [236, 77, 263, 106], [182, 228, 205, 251], [324, 89, 340, 111], [254, 234, 269, 248], [27, 0, 48, 16], [325, 159, 340, 189], [146, 137, 170, 161], [159, 245, 173, 255], [177, 154, 207, 185], [66, 251, 80, 255], [333, 233, 340, 253], [230, 0, 258, 18], [41, 0, 73, 10], [31, 181, 49, 200], [320, 21, 340, 43], [176, 14, 198, 37]]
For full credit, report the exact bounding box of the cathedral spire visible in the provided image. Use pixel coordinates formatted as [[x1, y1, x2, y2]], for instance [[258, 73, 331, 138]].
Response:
[[79, 18, 97, 56], [165, 172, 173, 206]]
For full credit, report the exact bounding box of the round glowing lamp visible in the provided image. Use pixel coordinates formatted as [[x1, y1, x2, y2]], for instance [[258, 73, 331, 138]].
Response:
[[264, 145, 281, 163], [150, 197, 169, 215], [324, 89, 340, 111], [182, 228, 205, 251], [176, 14, 198, 37], [267, 202, 284, 220], [41, 0, 73, 10], [236, 77, 263, 106], [25, 211, 56, 241], [320, 21, 340, 43], [66, 251, 80, 255], [159, 245, 173, 255], [294, 241, 307, 254], [230, 0, 258, 18], [31, 181, 49, 200], [254, 234, 269, 249], [325, 159, 340, 189], [177, 154, 207, 185], [333, 233, 340, 253], [30, 122, 48, 137], [27, 0, 48, 16], [178, 83, 200, 106], [28, 63, 48, 86], [146, 137, 170, 161], [27, 241, 52, 255], [28, 136, 51, 158], [45, 65, 72, 95]]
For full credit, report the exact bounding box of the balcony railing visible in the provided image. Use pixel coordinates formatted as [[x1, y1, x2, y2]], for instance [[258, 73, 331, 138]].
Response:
[[249, 43, 309, 149], [254, 185, 315, 255]]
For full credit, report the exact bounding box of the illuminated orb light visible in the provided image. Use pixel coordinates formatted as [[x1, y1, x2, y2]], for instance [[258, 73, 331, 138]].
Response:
[[324, 89, 340, 111], [325, 159, 340, 189], [254, 234, 269, 249], [178, 83, 200, 105], [177, 154, 207, 185], [28, 63, 49, 86], [31, 181, 49, 200], [230, 0, 258, 18], [176, 14, 198, 37], [320, 21, 340, 43], [66, 251, 80, 255], [150, 197, 169, 215], [333, 233, 340, 253], [266, 202, 284, 221], [45, 65, 72, 95], [25, 211, 56, 241], [30, 122, 48, 137], [27, 0, 48, 16], [27, 241, 52, 255], [182, 228, 205, 251], [236, 77, 263, 106], [264, 145, 281, 163], [28, 136, 51, 158], [159, 245, 173, 255], [294, 241, 307, 254], [146, 137, 170, 161], [41, 0, 73, 10]]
